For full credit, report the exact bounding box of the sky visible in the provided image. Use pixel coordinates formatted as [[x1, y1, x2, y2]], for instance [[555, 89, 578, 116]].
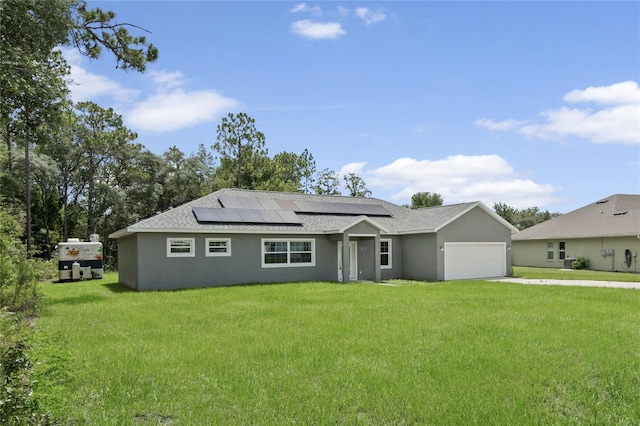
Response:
[[65, 1, 639, 214]]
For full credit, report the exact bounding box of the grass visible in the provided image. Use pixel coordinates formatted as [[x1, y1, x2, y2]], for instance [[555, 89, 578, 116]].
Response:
[[33, 271, 640, 425], [513, 266, 640, 282]]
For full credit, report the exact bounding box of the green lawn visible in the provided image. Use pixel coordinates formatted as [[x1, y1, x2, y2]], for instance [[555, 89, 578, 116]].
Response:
[[513, 266, 640, 282], [34, 273, 640, 425]]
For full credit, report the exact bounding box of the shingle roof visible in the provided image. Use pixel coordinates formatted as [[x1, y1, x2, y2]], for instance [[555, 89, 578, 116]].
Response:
[[512, 194, 640, 240], [110, 188, 508, 238]]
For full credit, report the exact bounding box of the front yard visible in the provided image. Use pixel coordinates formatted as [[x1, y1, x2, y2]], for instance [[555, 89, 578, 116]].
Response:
[[33, 272, 639, 424]]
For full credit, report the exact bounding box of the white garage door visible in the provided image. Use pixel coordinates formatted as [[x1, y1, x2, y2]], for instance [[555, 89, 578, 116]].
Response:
[[444, 242, 506, 280]]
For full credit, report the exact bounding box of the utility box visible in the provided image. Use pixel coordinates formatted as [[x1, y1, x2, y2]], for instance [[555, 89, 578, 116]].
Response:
[[563, 257, 576, 269], [58, 236, 104, 281]]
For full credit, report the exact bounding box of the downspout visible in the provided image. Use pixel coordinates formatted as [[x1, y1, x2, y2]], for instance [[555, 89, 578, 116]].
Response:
[[342, 233, 350, 283], [374, 234, 381, 283]]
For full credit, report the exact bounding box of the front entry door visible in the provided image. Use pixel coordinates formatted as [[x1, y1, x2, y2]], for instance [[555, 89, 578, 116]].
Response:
[[337, 241, 358, 281]]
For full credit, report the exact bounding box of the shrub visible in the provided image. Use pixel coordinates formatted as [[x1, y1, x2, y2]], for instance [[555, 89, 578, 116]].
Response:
[[0, 310, 50, 425], [572, 256, 590, 270], [0, 202, 50, 424]]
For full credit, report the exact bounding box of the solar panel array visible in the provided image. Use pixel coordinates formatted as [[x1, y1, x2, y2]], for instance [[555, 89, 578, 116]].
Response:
[[192, 207, 303, 225], [218, 196, 391, 217]]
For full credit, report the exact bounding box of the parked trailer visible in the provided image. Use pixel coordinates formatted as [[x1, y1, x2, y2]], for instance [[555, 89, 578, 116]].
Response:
[[58, 235, 104, 281]]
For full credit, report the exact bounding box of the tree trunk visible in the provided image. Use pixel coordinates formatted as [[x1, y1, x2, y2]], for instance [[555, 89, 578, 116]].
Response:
[[25, 120, 32, 258]]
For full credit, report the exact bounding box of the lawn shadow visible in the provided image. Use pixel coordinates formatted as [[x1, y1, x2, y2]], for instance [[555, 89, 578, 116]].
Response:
[[103, 282, 135, 293], [47, 294, 107, 306]]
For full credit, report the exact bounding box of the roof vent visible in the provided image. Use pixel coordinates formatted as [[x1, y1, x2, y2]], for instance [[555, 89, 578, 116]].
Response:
[[596, 199, 609, 204], [613, 211, 629, 216]]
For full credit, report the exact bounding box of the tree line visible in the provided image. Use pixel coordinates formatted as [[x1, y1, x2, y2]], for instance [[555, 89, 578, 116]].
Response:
[[0, 1, 378, 266], [0, 0, 559, 267]]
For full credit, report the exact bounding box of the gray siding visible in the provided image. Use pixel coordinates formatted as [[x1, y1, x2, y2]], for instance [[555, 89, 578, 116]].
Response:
[[381, 236, 402, 280], [512, 236, 639, 272], [437, 206, 513, 280], [133, 233, 339, 291], [117, 234, 139, 290], [401, 233, 438, 281]]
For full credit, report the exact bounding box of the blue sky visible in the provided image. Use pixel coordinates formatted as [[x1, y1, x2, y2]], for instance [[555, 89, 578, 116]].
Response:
[[66, 1, 639, 213]]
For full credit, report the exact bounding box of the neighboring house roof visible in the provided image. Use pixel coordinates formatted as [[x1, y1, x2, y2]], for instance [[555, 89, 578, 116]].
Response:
[[513, 194, 640, 240], [110, 188, 516, 238]]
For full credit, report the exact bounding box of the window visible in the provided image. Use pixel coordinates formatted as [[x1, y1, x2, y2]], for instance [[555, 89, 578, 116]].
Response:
[[546, 242, 554, 260], [167, 238, 195, 257], [206, 238, 231, 257], [262, 239, 315, 267], [558, 242, 566, 260], [381, 239, 392, 269]]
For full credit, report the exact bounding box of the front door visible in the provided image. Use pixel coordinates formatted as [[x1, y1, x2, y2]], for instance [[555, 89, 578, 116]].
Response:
[[337, 241, 358, 281]]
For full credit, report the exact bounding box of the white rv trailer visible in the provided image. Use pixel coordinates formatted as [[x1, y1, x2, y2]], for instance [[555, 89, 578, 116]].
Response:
[[57, 234, 104, 281]]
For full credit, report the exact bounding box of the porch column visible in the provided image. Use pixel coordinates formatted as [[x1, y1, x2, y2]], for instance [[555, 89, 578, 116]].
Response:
[[374, 234, 381, 282], [342, 233, 350, 283]]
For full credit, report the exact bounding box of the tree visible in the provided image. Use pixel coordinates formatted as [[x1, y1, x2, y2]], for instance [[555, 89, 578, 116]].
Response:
[[161, 145, 214, 209], [313, 168, 341, 195], [1, 0, 158, 255], [410, 192, 443, 209], [493, 202, 561, 230], [267, 148, 317, 193], [493, 202, 517, 225], [213, 112, 268, 189], [343, 172, 372, 197], [74, 102, 137, 238]]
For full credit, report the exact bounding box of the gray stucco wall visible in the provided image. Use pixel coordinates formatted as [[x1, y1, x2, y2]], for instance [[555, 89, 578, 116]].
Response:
[[381, 235, 402, 280], [401, 233, 438, 281], [512, 236, 640, 272], [117, 234, 139, 290], [436, 206, 513, 281], [131, 232, 340, 291]]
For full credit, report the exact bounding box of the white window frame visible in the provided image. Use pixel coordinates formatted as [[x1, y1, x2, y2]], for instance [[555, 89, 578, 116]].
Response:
[[380, 238, 392, 269], [167, 238, 195, 257], [261, 238, 315, 268], [558, 241, 566, 261], [205, 238, 231, 257], [546, 242, 554, 261]]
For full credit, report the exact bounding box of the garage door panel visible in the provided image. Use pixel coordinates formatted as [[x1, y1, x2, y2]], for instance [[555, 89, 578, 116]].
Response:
[[444, 243, 506, 280]]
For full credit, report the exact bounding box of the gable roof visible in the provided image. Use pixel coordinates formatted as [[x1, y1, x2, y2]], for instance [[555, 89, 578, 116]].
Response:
[[110, 188, 513, 238], [513, 194, 640, 240]]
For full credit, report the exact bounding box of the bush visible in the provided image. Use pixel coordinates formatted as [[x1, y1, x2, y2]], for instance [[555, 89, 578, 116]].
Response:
[[572, 256, 590, 270], [0, 310, 50, 425], [0, 203, 50, 424]]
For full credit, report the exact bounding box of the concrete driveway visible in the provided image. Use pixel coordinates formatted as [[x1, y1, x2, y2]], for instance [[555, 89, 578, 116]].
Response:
[[490, 277, 640, 290]]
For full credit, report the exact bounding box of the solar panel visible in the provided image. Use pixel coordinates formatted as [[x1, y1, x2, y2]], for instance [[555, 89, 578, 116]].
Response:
[[276, 199, 298, 211], [257, 209, 283, 223], [238, 208, 263, 223], [218, 196, 244, 209], [193, 207, 302, 225], [294, 200, 319, 213], [258, 199, 281, 210], [216, 196, 391, 216], [239, 197, 263, 210]]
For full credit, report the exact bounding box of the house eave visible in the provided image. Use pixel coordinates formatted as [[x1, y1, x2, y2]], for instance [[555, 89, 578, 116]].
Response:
[[513, 232, 639, 241]]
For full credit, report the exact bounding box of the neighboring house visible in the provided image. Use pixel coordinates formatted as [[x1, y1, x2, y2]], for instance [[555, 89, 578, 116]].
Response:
[[109, 188, 517, 291], [512, 194, 640, 273]]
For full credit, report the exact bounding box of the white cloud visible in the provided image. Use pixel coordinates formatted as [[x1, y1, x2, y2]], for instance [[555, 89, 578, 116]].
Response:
[[291, 20, 346, 39], [60, 47, 240, 134], [355, 7, 387, 25], [148, 70, 187, 90], [474, 118, 525, 131], [339, 162, 367, 176], [355, 155, 557, 209], [126, 89, 239, 133], [62, 47, 139, 103], [563, 80, 639, 105], [290, 3, 322, 16], [476, 81, 640, 145]]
